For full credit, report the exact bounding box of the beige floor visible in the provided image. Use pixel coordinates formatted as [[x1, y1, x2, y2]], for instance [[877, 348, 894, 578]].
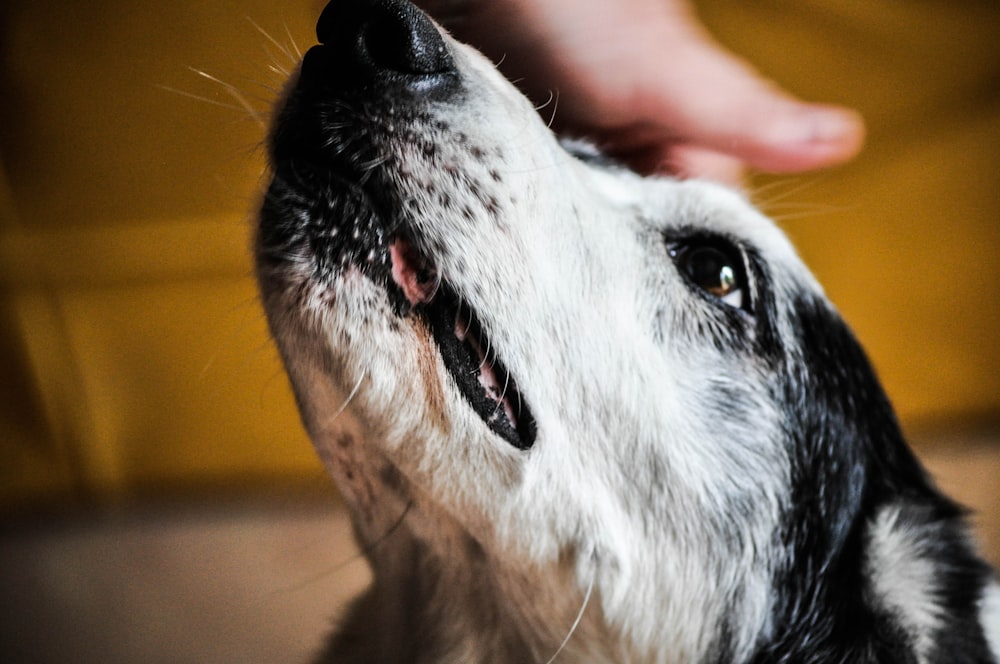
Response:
[[0, 497, 370, 664], [1, 442, 997, 664]]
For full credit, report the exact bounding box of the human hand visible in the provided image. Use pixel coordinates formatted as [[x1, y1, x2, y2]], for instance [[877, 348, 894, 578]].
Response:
[[415, 0, 864, 185]]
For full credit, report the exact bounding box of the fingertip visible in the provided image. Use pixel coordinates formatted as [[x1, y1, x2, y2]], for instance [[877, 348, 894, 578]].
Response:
[[812, 107, 866, 148], [750, 105, 866, 173]]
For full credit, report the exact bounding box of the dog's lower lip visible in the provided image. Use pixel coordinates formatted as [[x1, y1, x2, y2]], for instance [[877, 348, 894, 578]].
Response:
[[425, 288, 537, 450], [390, 239, 536, 450]]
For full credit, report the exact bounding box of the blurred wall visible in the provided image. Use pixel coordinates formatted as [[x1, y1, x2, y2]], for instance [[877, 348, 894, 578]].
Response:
[[1, 0, 998, 513], [699, 0, 1000, 427], [0, 1, 326, 509]]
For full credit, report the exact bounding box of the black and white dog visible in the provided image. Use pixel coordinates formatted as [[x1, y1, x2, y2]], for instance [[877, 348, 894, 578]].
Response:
[[255, 0, 1000, 661]]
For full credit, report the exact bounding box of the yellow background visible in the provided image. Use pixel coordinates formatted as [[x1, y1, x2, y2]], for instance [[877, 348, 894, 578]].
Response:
[[1, 0, 998, 514]]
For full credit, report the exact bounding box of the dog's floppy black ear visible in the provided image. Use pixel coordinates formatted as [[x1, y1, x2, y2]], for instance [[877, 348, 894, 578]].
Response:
[[789, 296, 922, 497], [759, 296, 996, 662], [782, 295, 968, 583], [787, 296, 944, 514], [760, 297, 919, 659]]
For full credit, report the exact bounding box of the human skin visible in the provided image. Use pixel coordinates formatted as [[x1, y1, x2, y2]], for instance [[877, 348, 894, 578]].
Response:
[[414, 0, 865, 183]]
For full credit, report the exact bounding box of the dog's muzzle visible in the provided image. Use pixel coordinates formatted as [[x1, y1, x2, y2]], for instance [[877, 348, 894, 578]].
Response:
[[260, 0, 538, 451]]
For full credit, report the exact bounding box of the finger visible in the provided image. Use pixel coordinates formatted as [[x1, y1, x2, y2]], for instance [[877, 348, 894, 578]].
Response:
[[637, 27, 866, 173], [608, 140, 746, 187], [663, 145, 746, 187]]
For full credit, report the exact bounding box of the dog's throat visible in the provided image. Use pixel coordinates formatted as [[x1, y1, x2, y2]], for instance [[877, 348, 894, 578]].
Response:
[[390, 239, 536, 450]]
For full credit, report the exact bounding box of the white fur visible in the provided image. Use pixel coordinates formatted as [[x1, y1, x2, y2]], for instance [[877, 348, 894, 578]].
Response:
[[865, 505, 943, 663], [981, 582, 1000, 659]]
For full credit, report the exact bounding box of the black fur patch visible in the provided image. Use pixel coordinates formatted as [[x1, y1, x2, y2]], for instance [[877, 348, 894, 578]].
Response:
[[749, 295, 995, 663]]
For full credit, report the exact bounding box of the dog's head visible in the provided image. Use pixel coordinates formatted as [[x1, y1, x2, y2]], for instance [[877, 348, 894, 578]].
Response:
[[256, 0, 942, 659]]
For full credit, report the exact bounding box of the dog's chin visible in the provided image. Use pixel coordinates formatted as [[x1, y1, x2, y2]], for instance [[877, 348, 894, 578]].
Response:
[[388, 237, 537, 450], [260, 155, 538, 450]]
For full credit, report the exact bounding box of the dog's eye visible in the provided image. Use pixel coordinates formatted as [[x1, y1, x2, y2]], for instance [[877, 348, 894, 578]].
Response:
[[670, 240, 749, 311]]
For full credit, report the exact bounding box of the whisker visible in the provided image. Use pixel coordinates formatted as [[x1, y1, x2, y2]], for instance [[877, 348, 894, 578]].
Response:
[[357, 154, 390, 185], [544, 567, 595, 664], [258, 44, 294, 77], [273, 501, 413, 595], [358, 501, 413, 557], [284, 22, 304, 60], [477, 325, 493, 372], [321, 369, 367, 429], [769, 204, 849, 223], [246, 16, 297, 66], [534, 90, 556, 113], [749, 176, 823, 210], [267, 62, 291, 78], [498, 364, 511, 406], [158, 84, 252, 114], [544, 90, 560, 129], [187, 67, 266, 127]]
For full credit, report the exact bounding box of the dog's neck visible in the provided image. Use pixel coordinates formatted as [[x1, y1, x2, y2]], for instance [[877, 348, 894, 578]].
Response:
[[312, 423, 621, 662]]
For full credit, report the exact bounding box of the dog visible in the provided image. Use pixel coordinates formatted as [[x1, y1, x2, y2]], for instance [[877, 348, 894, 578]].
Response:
[[255, 0, 1000, 661]]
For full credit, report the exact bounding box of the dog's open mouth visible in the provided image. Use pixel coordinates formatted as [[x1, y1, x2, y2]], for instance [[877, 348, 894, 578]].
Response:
[[390, 239, 536, 450]]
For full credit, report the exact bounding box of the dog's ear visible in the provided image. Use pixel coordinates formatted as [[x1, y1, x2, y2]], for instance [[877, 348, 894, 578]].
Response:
[[764, 294, 996, 664], [779, 295, 936, 565], [763, 297, 925, 659], [788, 296, 932, 506]]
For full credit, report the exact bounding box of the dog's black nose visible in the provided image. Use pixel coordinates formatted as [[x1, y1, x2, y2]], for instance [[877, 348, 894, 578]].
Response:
[[271, 0, 455, 165], [311, 0, 453, 82]]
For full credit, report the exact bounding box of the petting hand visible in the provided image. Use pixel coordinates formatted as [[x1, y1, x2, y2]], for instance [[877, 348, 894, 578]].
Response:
[[415, 0, 864, 184]]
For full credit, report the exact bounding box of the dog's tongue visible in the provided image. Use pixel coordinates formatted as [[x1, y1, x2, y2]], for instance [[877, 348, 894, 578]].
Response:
[[390, 238, 439, 305]]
